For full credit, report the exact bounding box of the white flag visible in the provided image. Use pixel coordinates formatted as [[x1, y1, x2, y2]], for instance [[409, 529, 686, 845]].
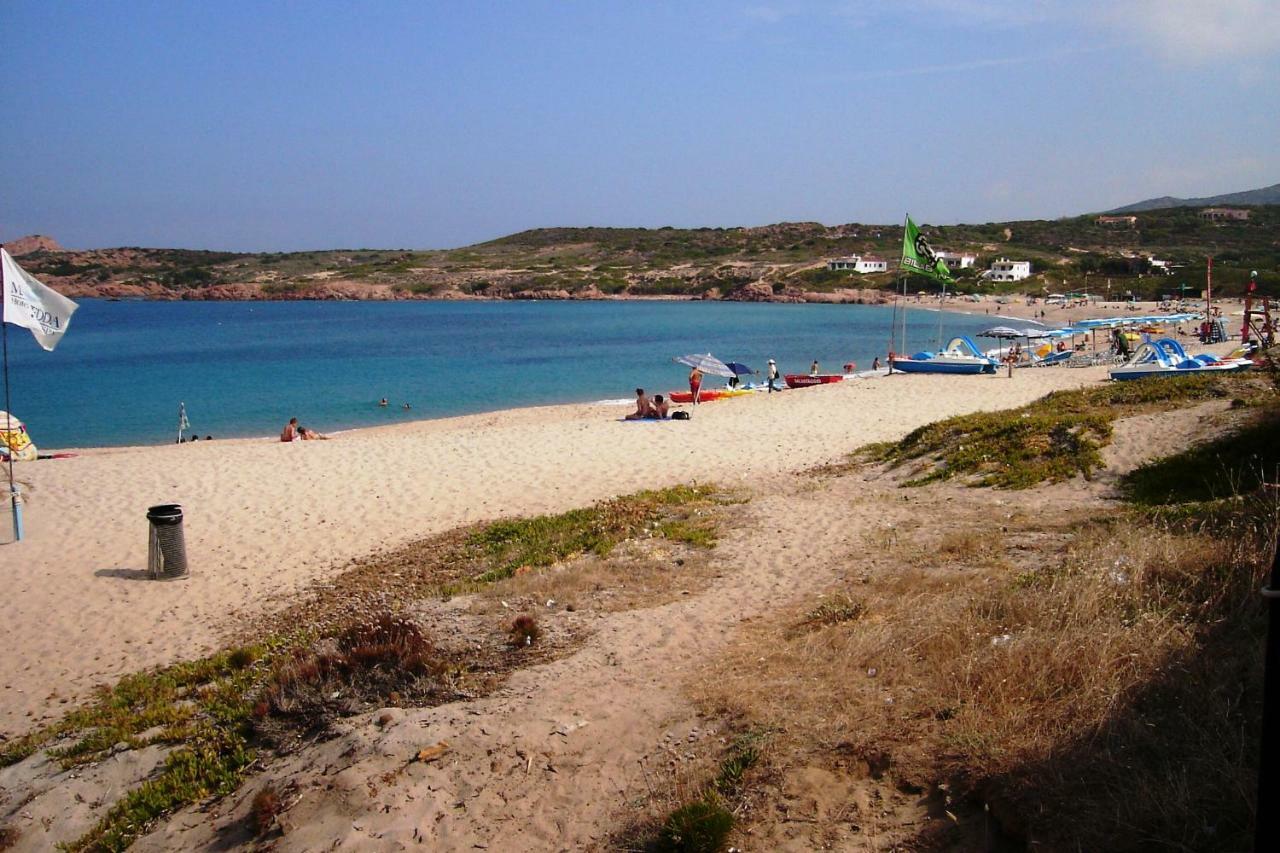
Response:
[[2, 248, 79, 351]]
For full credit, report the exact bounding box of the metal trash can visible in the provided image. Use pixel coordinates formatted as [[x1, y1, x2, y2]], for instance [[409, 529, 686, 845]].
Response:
[[147, 504, 188, 580]]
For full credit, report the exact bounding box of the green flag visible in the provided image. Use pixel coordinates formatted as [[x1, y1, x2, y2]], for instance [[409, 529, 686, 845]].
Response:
[[900, 215, 954, 285]]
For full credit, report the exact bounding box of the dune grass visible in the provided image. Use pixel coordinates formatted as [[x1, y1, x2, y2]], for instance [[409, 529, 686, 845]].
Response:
[[864, 372, 1264, 488], [700, 386, 1276, 850]]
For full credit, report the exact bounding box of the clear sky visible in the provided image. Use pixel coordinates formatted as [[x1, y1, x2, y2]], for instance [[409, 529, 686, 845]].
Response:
[[2, 1, 1277, 252]]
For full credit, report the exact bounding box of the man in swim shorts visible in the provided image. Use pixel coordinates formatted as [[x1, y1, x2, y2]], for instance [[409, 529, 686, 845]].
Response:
[[625, 388, 654, 420]]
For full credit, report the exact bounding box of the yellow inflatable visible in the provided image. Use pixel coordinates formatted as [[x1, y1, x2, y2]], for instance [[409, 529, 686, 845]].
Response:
[[0, 411, 37, 462]]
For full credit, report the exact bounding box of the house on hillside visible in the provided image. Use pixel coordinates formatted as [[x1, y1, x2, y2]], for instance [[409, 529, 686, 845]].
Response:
[[827, 255, 888, 274], [1096, 215, 1137, 226], [1200, 207, 1250, 221], [985, 258, 1032, 282], [935, 251, 977, 270]]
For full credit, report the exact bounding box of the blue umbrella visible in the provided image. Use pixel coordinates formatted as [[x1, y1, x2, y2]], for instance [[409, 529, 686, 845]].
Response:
[[724, 361, 756, 376]]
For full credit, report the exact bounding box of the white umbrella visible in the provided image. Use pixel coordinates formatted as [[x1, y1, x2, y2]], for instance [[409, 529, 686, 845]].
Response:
[[978, 326, 1051, 339], [674, 353, 735, 378]]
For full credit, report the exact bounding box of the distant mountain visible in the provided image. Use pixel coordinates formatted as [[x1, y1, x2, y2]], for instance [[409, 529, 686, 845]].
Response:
[[1109, 182, 1280, 213]]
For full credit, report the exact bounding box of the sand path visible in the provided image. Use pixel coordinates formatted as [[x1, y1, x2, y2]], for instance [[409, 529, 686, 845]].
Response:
[[134, 471, 892, 851]]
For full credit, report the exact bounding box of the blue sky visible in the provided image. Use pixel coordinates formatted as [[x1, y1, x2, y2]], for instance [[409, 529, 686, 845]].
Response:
[[2, 0, 1277, 251]]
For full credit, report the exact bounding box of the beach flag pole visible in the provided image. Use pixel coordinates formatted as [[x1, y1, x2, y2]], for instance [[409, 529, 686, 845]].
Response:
[[0, 245, 79, 542], [0, 246, 20, 541]]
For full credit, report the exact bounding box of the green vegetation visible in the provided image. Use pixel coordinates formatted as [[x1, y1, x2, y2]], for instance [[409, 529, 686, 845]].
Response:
[[21, 204, 1280, 300], [866, 373, 1261, 488], [654, 799, 735, 853], [461, 484, 728, 588], [643, 732, 763, 853], [1121, 406, 1280, 506]]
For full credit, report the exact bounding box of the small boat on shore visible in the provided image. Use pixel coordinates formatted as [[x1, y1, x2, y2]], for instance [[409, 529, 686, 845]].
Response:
[[1109, 338, 1251, 381], [668, 387, 754, 403], [890, 336, 998, 375], [784, 374, 845, 389]]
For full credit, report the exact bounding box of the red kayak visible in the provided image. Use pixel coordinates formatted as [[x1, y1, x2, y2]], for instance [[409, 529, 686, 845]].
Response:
[[668, 388, 753, 403], [784, 374, 845, 389]]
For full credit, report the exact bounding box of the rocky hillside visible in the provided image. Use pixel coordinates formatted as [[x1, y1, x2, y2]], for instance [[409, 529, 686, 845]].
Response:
[[8, 203, 1278, 302]]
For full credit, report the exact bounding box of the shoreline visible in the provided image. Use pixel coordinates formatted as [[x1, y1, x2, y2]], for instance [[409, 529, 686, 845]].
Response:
[[34, 298, 1228, 452], [3, 361, 1132, 736]]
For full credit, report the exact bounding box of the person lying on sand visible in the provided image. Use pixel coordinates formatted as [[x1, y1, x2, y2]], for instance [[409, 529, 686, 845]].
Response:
[[625, 388, 654, 420], [299, 426, 330, 440]]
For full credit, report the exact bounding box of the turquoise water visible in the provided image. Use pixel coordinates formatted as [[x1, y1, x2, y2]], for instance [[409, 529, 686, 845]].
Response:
[[6, 299, 996, 448]]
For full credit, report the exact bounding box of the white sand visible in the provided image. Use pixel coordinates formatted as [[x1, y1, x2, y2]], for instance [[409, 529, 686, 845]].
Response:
[[0, 362, 1125, 735]]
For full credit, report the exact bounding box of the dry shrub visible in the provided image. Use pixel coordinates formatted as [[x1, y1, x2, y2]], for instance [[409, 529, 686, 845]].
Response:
[[796, 594, 864, 632], [507, 614, 540, 648], [256, 612, 450, 731], [249, 784, 282, 836], [701, 514, 1270, 851], [0, 825, 19, 851], [469, 542, 716, 617], [935, 527, 1006, 564]]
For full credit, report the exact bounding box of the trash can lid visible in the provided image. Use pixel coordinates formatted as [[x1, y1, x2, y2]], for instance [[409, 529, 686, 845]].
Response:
[[147, 503, 183, 519]]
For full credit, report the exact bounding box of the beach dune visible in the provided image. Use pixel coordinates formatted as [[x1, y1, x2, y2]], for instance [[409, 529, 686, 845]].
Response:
[[1, 364, 1117, 735]]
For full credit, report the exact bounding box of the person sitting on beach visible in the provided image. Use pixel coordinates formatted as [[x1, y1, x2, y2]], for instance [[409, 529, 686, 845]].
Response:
[[872, 356, 880, 371], [649, 394, 669, 419], [625, 388, 654, 420], [281, 417, 299, 442]]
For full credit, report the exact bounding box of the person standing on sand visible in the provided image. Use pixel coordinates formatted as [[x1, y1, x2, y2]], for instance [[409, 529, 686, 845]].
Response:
[[766, 359, 780, 393], [688, 366, 703, 405], [810, 360, 820, 376], [872, 356, 880, 371]]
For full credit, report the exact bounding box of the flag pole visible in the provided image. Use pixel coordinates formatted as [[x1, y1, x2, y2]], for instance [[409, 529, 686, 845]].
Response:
[[1, 245, 20, 541]]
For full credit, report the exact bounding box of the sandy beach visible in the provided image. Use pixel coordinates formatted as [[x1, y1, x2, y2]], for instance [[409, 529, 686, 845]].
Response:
[[0, 358, 1138, 738]]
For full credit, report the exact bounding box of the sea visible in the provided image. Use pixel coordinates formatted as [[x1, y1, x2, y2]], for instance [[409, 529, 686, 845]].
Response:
[[6, 299, 1001, 448]]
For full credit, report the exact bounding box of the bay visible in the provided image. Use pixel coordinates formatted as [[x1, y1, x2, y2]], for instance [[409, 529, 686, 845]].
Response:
[[6, 299, 1000, 448]]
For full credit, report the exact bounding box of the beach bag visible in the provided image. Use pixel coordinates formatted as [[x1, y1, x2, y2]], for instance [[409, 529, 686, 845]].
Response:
[[672, 411, 691, 420]]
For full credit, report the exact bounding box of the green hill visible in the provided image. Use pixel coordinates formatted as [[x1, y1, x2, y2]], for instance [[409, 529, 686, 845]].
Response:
[[13, 204, 1280, 302], [1109, 182, 1280, 213]]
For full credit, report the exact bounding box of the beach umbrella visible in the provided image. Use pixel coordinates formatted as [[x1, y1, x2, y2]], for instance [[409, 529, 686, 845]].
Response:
[[674, 353, 735, 378], [978, 326, 1030, 339], [723, 361, 756, 376], [978, 326, 1051, 339]]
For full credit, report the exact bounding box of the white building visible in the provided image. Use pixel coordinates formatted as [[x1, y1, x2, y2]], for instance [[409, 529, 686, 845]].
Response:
[[986, 258, 1031, 282], [827, 255, 888, 274], [936, 251, 977, 270]]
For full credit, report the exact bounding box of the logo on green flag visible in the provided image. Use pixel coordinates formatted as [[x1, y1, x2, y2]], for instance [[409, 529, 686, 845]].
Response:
[[900, 215, 954, 285]]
